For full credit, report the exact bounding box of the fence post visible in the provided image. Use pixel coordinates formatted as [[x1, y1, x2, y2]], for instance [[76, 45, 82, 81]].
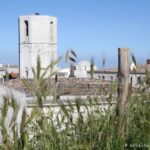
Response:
[[118, 48, 130, 115]]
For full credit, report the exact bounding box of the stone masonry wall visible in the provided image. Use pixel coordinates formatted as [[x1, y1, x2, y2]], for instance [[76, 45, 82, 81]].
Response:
[[1, 78, 111, 96], [56, 78, 110, 95]]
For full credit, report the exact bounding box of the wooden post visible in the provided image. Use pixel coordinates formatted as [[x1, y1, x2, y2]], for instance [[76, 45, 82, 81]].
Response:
[[118, 48, 130, 115]]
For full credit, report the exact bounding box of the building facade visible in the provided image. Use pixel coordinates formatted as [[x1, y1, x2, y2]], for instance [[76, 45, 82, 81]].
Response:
[[87, 63, 150, 87], [19, 14, 57, 78]]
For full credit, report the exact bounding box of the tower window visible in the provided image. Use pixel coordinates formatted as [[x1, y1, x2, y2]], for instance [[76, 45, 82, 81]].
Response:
[[50, 21, 54, 42], [25, 67, 28, 78], [24, 20, 29, 36]]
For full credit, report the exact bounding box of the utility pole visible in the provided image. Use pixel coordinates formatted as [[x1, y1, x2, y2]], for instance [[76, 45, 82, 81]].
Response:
[[118, 48, 129, 115]]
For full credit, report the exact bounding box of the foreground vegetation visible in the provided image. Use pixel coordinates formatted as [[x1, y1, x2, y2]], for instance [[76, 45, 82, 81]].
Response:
[[0, 53, 150, 150]]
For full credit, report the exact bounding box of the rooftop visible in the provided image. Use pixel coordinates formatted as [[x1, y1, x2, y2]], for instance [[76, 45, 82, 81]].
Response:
[[2, 78, 111, 97]]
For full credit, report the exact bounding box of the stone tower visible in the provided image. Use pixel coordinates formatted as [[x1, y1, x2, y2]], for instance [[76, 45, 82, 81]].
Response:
[[19, 14, 57, 78]]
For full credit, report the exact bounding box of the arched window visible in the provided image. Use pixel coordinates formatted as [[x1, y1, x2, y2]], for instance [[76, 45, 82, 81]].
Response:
[[24, 20, 29, 36], [50, 21, 54, 42], [25, 67, 28, 78]]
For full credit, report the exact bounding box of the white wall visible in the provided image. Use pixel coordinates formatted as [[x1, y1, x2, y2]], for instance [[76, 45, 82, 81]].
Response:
[[87, 71, 145, 87], [0, 70, 5, 79], [75, 60, 97, 78]]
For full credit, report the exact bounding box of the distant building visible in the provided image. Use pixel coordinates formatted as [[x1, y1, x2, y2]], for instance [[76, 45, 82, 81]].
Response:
[[87, 60, 150, 87], [58, 68, 70, 78], [19, 13, 57, 78], [0, 68, 5, 80], [0, 64, 19, 82], [75, 60, 97, 78], [3, 64, 19, 74], [58, 60, 97, 78]]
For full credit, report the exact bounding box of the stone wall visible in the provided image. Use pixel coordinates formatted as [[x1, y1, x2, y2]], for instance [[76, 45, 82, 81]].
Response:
[[1, 78, 112, 96], [56, 78, 110, 95]]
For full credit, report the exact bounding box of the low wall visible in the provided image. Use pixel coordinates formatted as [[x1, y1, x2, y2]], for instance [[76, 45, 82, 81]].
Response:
[[0, 78, 112, 97], [56, 78, 110, 95]]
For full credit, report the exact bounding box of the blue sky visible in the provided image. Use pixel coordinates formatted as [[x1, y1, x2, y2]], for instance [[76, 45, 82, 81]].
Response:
[[1, 0, 150, 68]]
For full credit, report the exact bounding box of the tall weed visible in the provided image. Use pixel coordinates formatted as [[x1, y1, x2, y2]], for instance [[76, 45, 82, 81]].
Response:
[[0, 54, 150, 149]]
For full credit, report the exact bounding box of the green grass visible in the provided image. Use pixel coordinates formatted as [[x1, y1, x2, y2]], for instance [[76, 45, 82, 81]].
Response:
[[0, 54, 150, 150]]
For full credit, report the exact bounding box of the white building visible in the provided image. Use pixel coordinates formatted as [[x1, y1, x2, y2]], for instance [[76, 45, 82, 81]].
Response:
[[3, 64, 19, 74], [19, 13, 57, 78], [87, 62, 150, 87], [0, 64, 19, 80], [75, 60, 97, 78], [58, 61, 97, 78], [58, 68, 70, 78]]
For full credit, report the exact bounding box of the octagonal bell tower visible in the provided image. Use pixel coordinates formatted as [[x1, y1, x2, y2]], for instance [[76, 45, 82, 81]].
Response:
[[19, 13, 57, 78]]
